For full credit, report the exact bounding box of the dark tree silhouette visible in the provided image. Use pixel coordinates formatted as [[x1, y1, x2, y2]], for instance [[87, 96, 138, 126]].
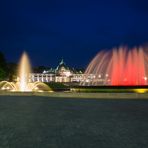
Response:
[[0, 51, 7, 80], [7, 62, 18, 81]]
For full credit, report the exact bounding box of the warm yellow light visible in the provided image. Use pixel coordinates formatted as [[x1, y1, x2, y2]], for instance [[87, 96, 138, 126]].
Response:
[[134, 89, 148, 93], [1, 87, 5, 90], [64, 71, 71, 77], [6, 87, 10, 89], [18, 52, 31, 91]]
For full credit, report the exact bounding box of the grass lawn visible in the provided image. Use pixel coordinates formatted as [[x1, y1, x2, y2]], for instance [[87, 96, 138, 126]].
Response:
[[0, 96, 148, 148]]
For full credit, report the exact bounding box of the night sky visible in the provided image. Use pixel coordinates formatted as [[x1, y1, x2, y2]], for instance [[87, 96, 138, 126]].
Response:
[[0, 0, 148, 68]]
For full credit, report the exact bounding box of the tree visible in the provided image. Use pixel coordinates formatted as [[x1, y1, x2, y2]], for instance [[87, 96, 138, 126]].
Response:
[[7, 62, 18, 81], [0, 51, 8, 80], [0, 68, 6, 81], [33, 66, 50, 73]]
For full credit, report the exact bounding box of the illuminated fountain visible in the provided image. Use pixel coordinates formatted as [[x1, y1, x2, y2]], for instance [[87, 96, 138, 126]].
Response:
[[0, 52, 51, 92], [81, 47, 148, 86], [18, 52, 31, 91]]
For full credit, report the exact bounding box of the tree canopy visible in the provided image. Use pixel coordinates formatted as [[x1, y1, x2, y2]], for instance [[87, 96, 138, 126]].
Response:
[[0, 51, 7, 80]]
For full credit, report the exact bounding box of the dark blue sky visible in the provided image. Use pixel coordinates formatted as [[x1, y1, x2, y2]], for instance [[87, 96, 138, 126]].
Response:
[[0, 0, 148, 68]]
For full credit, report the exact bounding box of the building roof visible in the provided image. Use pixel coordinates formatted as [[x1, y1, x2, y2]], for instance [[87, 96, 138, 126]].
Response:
[[41, 59, 84, 75], [56, 59, 70, 71]]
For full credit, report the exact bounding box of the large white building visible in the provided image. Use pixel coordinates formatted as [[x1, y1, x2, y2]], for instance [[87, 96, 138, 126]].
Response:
[[30, 59, 84, 83]]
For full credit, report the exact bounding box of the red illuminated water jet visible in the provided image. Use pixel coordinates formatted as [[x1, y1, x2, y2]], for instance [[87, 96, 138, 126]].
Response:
[[81, 47, 148, 86]]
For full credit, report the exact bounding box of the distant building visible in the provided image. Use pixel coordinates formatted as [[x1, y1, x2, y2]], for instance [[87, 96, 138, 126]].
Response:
[[30, 59, 84, 83]]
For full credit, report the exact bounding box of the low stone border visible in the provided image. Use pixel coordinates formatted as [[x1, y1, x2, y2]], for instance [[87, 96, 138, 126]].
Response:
[[0, 91, 148, 99]]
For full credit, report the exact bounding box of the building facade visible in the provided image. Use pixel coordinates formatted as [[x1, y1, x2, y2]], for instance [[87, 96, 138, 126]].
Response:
[[30, 59, 84, 83]]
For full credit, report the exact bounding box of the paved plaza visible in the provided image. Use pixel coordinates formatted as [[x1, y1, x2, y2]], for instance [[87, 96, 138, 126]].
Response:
[[0, 96, 148, 148]]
